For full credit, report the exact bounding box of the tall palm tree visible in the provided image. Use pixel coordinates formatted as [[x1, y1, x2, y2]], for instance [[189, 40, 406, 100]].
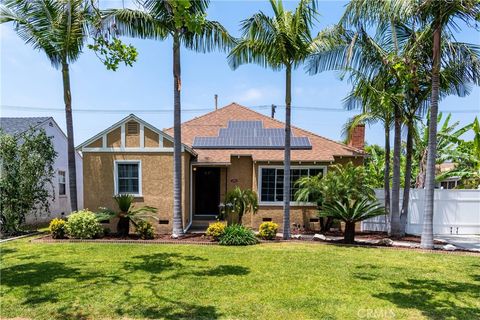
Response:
[[0, 0, 96, 213], [228, 0, 318, 240], [308, 23, 408, 236], [103, 0, 232, 237], [416, 0, 480, 249], [342, 78, 394, 220], [326, 0, 480, 241]]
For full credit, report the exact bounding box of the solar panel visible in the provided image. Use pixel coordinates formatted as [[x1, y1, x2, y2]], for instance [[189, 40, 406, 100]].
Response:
[[192, 120, 312, 149]]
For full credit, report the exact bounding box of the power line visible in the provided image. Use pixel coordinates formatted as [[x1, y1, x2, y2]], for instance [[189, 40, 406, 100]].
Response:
[[1, 104, 478, 114]]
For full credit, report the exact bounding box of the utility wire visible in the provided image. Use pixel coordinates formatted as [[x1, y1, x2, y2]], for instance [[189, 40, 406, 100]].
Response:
[[1, 104, 478, 114]]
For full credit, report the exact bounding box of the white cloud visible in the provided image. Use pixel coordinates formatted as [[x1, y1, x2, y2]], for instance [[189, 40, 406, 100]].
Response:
[[226, 85, 282, 105]]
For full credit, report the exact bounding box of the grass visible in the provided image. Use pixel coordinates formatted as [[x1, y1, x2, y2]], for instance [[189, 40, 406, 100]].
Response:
[[1, 237, 479, 320]]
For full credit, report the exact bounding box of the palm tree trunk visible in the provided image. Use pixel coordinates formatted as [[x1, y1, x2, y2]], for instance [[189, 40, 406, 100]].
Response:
[[172, 32, 184, 237], [344, 221, 355, 244], [421, 25, 442, 249], [61, 62, 78, 212], [400, 121, 414, 236], [283, 64, 292, 240], [390, 104, 402, 237], [383, 122, 391, 228]]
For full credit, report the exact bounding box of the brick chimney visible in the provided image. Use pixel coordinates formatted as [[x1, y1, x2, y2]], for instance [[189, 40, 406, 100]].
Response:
[[348, 124, 365, 150]]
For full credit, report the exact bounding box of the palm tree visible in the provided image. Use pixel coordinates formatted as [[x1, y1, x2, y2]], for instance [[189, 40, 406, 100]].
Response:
[[228, 0, 318, 239], [342, 77, 394, 221], [308, 23, 407, 236], [415, 0, 480, 249], [102, 0, 232, 237], [320, 0, 480, 240], [0, 0, 95, 213]]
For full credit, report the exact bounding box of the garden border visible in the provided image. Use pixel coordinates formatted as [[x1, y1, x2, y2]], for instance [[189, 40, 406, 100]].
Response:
[[0, 232, 40, 243], [28, 235, 480, 256]]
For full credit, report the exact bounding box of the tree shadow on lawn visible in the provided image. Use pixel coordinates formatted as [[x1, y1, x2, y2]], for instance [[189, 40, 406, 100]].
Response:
[[114, 298, 222, 320], [125, 252, 250, 279], [0, 261, 102, 306], [0, 247, 17, 256], [1, 253, 245, 319], [374, 278, 480, 319], [352, 264, 381, 281]]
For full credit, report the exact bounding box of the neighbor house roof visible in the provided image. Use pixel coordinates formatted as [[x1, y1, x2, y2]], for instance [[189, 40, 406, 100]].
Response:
[[0, 117, 51, 136], [165, 103, 365, 163]]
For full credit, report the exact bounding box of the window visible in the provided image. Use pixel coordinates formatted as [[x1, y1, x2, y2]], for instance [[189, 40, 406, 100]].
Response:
[[115, 161, 142, 195], [440, 180, 458, 189], [58, 171, 66, 196], [259, 166, 325, 203]]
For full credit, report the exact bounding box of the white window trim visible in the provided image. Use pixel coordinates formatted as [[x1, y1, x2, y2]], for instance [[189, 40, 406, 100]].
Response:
[[114, 160, 143, 197], [58, 170, 67, 197], [257, 165, 327, 206]]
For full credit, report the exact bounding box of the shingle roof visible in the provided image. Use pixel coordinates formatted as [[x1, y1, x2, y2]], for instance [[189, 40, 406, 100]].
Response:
[[0, 117, 51, 136], [165, 103, 365, 163]]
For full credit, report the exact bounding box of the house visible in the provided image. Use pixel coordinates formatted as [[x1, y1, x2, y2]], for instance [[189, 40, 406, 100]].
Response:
[[78, 103, 365, 233], [436, 163, 461, 189], [0, 117, 83, 223]]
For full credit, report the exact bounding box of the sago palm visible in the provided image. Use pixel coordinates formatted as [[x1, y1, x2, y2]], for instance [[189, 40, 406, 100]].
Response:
[[102, 0, 233, 237], [0, 0, 96, 212], [320, 199, 385, 243], [228, 0, 318, 239]]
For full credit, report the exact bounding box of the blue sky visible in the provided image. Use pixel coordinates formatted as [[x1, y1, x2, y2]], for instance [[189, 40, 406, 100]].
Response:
[[1, 0, 479, 147]]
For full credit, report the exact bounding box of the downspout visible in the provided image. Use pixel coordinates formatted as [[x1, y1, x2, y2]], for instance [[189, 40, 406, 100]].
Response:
[[183, 159, 194, 233]]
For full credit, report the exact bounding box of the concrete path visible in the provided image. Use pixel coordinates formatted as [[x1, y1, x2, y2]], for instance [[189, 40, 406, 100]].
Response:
[[435, 235, 480, 252]]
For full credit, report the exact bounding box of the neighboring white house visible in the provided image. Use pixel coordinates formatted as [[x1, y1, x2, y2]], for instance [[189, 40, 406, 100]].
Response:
[[0, 117, 83, 224]]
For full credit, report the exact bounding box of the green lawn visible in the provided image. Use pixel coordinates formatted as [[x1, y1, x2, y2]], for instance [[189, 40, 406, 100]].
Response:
[[1, 238, 479, 320]]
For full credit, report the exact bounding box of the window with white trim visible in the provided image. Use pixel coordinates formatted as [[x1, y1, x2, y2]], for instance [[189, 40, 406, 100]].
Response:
[[58, 171, 66, 196], [115, 161, 141, 195], [259, 167, 325, 203]]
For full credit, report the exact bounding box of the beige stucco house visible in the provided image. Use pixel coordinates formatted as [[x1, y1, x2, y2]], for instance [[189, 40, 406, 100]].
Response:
[[78, 103, 365, 233]]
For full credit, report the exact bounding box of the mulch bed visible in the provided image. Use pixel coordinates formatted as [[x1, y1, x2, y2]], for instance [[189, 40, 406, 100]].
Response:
[[29, 233, 479, 256], [34, 233, 218, 245], [349, 231, 446, 245]]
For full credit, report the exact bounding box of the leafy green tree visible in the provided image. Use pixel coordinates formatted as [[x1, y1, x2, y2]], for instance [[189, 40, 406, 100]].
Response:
[[103, 0, 232, 237], [0, 0, 136, 214], [228, 0, 318, 239], [0, 129, 57, 234], [435, 117, 480, 189], [363, 145, 387, 188], [414, 112, 473, 187]]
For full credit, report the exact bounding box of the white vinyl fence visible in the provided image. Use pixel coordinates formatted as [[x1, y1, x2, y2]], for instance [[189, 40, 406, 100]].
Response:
[[362, 189, 480, 235]]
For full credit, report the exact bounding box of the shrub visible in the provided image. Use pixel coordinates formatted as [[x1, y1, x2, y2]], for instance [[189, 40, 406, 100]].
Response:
[[65, 210, 103, 239], [219, 224, 258, 246], [258, 222, 278, 240], [206, 221, 226, 240], [135, 220, 155, 240], [49, 218, 66, 239]]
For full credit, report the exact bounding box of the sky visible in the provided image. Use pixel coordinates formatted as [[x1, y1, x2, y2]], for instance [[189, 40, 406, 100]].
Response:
[[1, 0, 479, 147]]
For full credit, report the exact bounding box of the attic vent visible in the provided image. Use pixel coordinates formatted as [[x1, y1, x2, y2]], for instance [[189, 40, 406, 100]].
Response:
[[127, 122, 139, 135]]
